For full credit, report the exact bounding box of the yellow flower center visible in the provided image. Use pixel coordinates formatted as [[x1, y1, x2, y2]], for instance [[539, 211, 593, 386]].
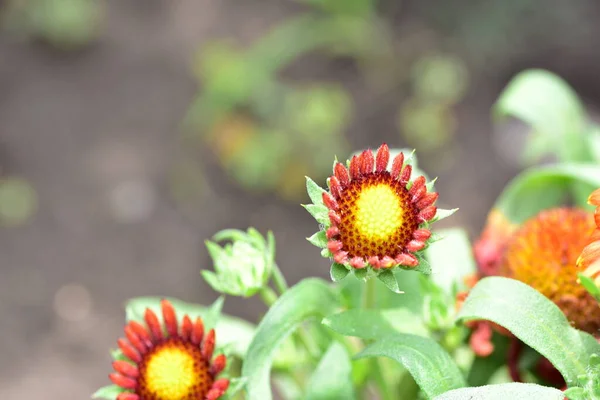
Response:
[[355, 184, 404, 239], [337, 172, 419, 259], [138, 338, 213, 400]]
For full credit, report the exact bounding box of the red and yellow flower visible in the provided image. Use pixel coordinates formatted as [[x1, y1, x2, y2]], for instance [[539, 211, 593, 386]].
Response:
[[310, 143, 438, 270], [108, 299, 229, 400]]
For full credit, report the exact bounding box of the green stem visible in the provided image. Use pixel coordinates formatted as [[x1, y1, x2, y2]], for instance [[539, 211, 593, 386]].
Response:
[[363, 278, 395, 400], [272, 263, 289, 295], [259, 286, 278, 306]]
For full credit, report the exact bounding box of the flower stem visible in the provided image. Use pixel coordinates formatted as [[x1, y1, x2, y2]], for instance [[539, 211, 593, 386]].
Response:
[[272, 263, 289, 295], [259, 286, 279, 306], [362, 277, 395, 400]]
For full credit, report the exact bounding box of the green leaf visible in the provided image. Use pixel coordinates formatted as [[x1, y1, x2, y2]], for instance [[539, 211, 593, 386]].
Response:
[[323, 308, 429, 339], [304, 342, 355, 400], [433, 383, 565, 400], [242, 278, 340, 400], [306, 176, 327, 206], [355, 333, 466, 398], [307, 231, 328, 248], [377, 269, 403, 293], [493, 69, 591, 164], [457, 277, 600, 386], [330, 263, 350, 282], [125, 297, 255, 358], [425, 228, 476, 294], [564, 387, 587, 400], [91, 385, 125, 400], [578, 273, 600, 302], [495, 163, 600, 223], [303, 204, 330, 225]]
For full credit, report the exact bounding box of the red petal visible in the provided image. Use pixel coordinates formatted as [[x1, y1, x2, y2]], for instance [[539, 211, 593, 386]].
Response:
[[334, 163, 350, 187], [400, 164, 412, 184], [408, 176, 425, 199], [117, 393, 139, 400], [203, 329, 216, 360], [328, 210, 341, 225], [412, 229, 431, 241], [349, 155, 361, 179], [326, 226, 340, 239], [589, 189, 600, 206], [206, 379, 230, 400], [117, 338, 141, 363], [191, 317, 205, 346], [333, 251, 349, 264], [375, 143, 390, 172], [109, 373, 137, 390], [128, 321, 153, 347], [211, 354, 227, 376], [406, 240, 425, 252], [395, 253, 418, 267], [360, 150, 374, 175], [469, 323, 494, 357], [368, 256, 381, 268], [322, 192, 339, 211], [113, 361, 139, 379], [181, 315, 193, 341], [329, 176, 342, 198], [579, 241, 600, 269], [327, 240, 343, 252], [419, 206, 437, 222], [161, 299, 178, 338], [144, 308, 163, 342], [391, 152, 404, 179], [417, 192, 438, 209], [124, 325, 147, 355], [349, 257, 366, 269], [380, 256, 395, 268]]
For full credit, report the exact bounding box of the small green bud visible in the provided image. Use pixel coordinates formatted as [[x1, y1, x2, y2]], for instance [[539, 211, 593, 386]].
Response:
[[202, 228, 275, 297]]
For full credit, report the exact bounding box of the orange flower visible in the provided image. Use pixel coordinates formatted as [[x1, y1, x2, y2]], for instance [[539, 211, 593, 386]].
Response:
[[109, 299, 229, 400], [578, 188, 600, 286], [321, 143, 438, 269]]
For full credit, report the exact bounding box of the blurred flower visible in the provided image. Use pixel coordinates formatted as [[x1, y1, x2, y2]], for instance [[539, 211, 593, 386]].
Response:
[[108, 299, 229, 400], [462, 207, 600, 380], [202, 228, 275, 297], [578, 189, 600, 286], [307, 143, 438, 271], [473, 209, 518, 276]]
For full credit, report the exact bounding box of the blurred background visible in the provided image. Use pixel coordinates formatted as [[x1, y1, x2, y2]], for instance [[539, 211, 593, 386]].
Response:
[[1, 0, 599, 398]]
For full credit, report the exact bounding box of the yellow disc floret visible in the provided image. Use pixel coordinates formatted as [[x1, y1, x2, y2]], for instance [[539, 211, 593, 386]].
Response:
[[138, 338, 213, 400], [355, 184, 405, 240]]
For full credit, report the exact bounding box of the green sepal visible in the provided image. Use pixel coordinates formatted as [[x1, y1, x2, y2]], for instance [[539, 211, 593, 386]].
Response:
[[302, 204, 330, 225], [563, 387, 586, 400], [430, 208, 459, 224], [221, 377, 248, 400], [305, 176, 327, 206], [376, 269, 403, 294], [413, 253, 432, 275], [91, 385, 125, 400], [307, 231, 328, 248], [354, 268, 368, 282], [331, 263, 350, 282], [321, 248, 332, 258]]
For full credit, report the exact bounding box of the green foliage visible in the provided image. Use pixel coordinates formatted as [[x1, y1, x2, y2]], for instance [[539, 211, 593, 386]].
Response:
[[433, 383, 565, 400], [242, 279, 339, 400], [304, 342, 356, 400], [355, 333, 467, 398], [457, 277, 600, 387], [494, 164, 600, 223]]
